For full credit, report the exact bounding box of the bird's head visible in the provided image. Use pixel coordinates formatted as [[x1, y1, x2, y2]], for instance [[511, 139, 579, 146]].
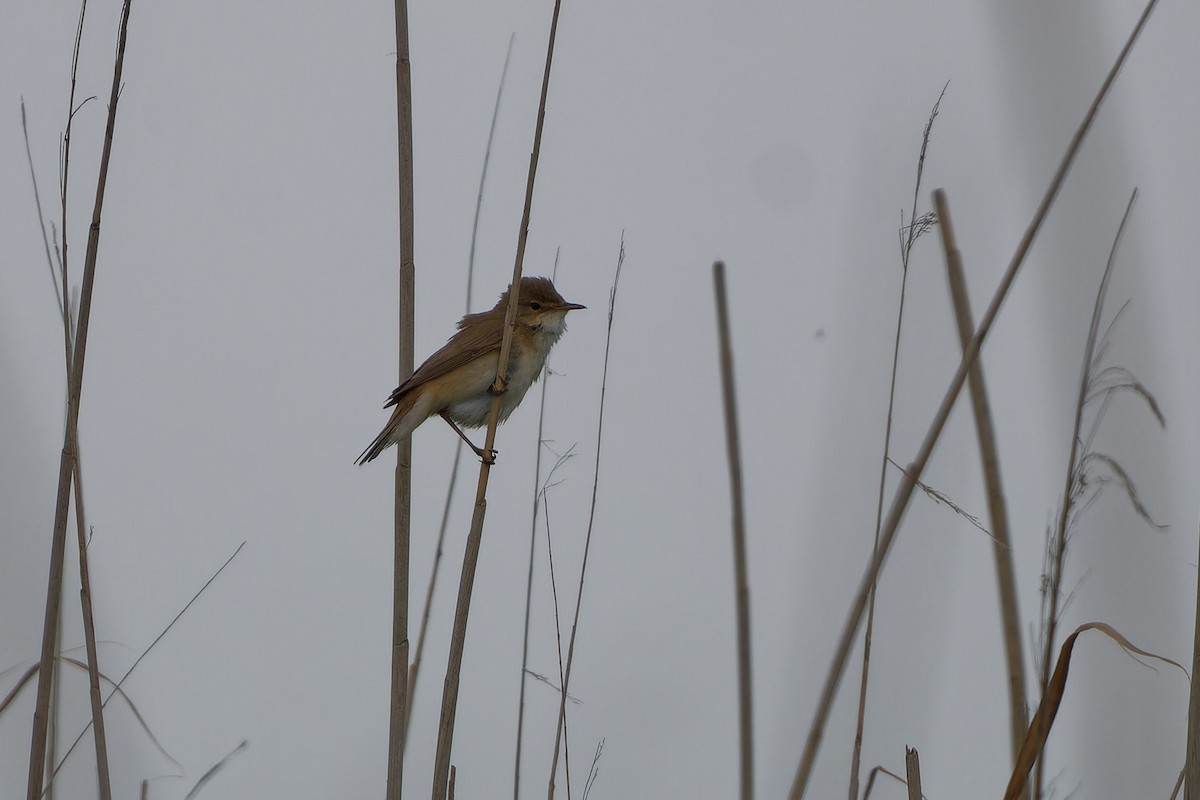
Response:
[[500, 276, 585, 330]]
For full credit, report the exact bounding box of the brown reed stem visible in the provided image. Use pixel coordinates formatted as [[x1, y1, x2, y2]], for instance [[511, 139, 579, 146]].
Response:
[[431, 2, 564, 796], [1188, 515, 1200, 799], [787, 4, 1158, 794], [386, 0, 415, 795], [27, 3, 132, 797], [903, 748, 922, 800], [935, 190, 1028, 783], [713, 261, 754, 800]]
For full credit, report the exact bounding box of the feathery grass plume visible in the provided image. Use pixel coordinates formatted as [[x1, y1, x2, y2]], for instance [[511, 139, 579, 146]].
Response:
[[789, 3, 1161, 793], [887, 458, 996, 543], [548, 235, 625, 799], [431, 2, 565, 795], [1032, 188, 1166, 797], [850, 83, 946, 800], [1005, 623, 1186, 800], [935, 188, 1028, 775]]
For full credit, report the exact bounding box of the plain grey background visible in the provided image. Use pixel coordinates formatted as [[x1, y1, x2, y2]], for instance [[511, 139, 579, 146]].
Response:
[[3, 1, 1198, 798]]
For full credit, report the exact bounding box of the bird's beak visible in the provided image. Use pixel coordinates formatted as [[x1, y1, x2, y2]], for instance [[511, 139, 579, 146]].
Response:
[[558, 301, 586, 311]]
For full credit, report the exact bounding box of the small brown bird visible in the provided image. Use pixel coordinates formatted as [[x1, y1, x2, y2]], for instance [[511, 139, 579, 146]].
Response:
[[357, 276, 584, 465]]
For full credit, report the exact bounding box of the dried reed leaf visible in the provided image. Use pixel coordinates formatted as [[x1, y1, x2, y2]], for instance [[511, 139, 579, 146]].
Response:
[[58, 656, 183, 773], [862, 765, 918, 800], [0, 664, 40, 717], [1004, 622, 1186, 799], [183, 740, 247, 800]]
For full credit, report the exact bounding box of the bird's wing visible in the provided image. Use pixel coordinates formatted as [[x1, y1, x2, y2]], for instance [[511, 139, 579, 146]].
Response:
[[383, 318, 503, 408]]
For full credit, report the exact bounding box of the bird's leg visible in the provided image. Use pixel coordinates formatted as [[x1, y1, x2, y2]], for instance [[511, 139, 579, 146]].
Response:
[[438, 411, 496, 464]]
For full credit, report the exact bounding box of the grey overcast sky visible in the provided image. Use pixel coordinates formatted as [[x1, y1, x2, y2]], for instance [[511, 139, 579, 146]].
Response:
[[3, 1, 1199, 798]]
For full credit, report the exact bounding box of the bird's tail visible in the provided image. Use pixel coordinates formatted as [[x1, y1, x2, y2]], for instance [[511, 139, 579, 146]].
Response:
[[356, 390, 426, 465]]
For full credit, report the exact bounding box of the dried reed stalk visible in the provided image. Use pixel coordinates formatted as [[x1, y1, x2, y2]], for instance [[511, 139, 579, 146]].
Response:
[[386, 0, 416, 795], [406, 30, 514, 752], [935, 190, 1028, 779], [26, 5, 113, 797], [850, 84, 945, 800], [787, 3, 1159, 794], [431, 2, 564, 796], [903, 747, 922, 800], [27, 3, 133, 797], [713, 261, 754, 799], [1188, 514, 1200, 799]]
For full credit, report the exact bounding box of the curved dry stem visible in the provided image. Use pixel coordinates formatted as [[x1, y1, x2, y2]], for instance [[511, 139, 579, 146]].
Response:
[[430, 3, 564, 796]]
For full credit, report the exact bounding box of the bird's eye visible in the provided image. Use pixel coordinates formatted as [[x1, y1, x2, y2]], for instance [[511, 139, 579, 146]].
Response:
[[530, 302, 541, 310]]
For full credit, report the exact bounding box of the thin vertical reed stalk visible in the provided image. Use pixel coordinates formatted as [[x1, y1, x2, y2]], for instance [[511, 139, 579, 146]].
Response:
[[55, 98, 112, 800], [903, 748, 922, 800], [547, 236, 624, 799], [405, 33, 514, 747], [1188, 514, 1200, 799], [850, 84, 945, 800], [48, 9, 93, 795], [543, 487, 572, 800], [430, 2, 564, 796], [387, 0, 416, 795], [27, 3, 133, 797], [514, 248, 562, 799], [787, 5, 1158, 794], [547, 237, 624, 800], [21, 99, 64, 319], [935, 190, 1028, 780], [1032, 188, 1138, 798], [71, 465, 109, 800], [713, 261, 754, 800]]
